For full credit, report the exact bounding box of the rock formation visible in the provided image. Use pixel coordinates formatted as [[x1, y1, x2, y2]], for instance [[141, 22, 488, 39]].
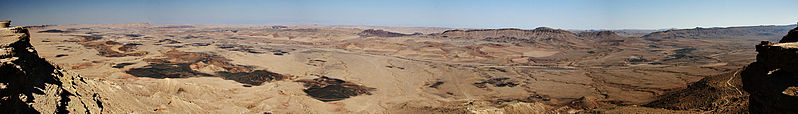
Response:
[[357, 29, 410, 37], [0, 21, 10, 28], [576, 31, 622, 39], [741, 24, 798, 113], [295, 76, 376, 102], [778, 22, 798, 43], [1, 26, 103, 113], [126, 49, 288, 85]]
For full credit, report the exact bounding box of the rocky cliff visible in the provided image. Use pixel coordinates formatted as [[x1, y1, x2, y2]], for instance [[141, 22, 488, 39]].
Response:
[[0, 26, 104, 113], [741, 25, 798, 113]]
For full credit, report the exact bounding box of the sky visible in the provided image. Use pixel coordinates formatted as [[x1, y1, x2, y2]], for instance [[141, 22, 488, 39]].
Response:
[[1, 0, 796, 30]]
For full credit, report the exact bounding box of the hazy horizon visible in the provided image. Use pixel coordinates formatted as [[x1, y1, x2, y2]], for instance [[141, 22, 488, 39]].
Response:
[[2, 0, 797, 30]]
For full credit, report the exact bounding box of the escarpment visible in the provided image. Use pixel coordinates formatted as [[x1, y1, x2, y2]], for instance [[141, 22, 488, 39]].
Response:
[[642, 25, 794, 40], [577, 30, 623, 39], [1, 26, 105, 113], [741, 25, 798, 113]]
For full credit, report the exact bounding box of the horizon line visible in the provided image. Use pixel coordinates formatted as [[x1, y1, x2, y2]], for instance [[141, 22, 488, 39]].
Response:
[[11, 21, 798, 31]]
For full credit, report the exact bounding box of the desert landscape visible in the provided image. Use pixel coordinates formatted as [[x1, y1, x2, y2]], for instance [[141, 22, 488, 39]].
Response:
[[3, 0, 798, 113], [2, 21, 797, 113]]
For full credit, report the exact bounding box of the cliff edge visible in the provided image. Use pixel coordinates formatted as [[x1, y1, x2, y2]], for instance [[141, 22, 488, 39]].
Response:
[[741, 25, 798, 113], [1, 26, 104, 113]]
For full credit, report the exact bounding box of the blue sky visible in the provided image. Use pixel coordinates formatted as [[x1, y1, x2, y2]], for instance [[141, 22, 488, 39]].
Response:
[[1, 0, 796, 29]]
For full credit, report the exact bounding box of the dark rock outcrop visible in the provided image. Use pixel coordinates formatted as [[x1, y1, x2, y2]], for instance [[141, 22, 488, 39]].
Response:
[[778, 23, 798, 43], [37, 29, 67, 33], [81, 41, 149, 57], [357, 29, 410, 37], [741, 32, 798, 113], [157, 39, 181, 44], [126, 49, 288, 85], [295, 76, 376, 102], [472, 77, 518, 88]]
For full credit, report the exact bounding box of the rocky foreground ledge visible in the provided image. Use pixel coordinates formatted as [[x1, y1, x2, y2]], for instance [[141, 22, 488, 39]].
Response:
[[1, 26, 103, 113], [741, 29, 798, 113]]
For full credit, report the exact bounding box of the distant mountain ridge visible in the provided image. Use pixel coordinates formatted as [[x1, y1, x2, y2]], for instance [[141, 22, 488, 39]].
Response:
[[357, 29, 417, 37], [436, 27, 578, 40], [577, 30, 623, 39], [642, 25, 797, 40]]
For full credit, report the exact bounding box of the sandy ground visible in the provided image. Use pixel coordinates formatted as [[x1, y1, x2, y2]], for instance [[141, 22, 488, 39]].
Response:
[[24, 23, 766, 113]]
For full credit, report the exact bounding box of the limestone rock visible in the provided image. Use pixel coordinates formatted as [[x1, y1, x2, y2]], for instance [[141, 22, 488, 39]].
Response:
[[0, 26, 104, 113]]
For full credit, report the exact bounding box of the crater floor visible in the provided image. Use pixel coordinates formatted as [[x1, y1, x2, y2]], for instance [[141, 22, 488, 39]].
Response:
[[25, 23, 782, 113]]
